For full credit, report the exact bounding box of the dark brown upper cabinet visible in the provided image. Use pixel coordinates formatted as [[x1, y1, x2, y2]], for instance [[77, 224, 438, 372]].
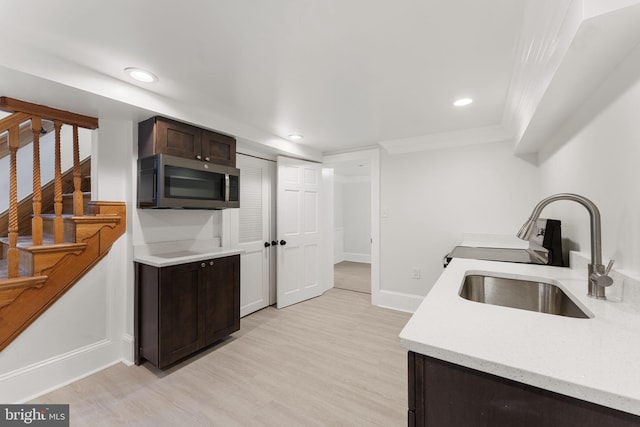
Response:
[[138, 116, 236, 167]]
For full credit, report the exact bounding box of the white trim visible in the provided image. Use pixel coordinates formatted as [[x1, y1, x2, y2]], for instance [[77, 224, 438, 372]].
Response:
[[333, 227, 344, 264], [120, 333, 135, 365], [0, 339, 122, 403], [342, 253, 371, 264], [376, 290, 424, 313]]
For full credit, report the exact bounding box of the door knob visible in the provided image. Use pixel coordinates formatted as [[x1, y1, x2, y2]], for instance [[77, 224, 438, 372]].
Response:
[[264, 242, 271, 248], [271, 240, 278, 246], [280, 240, 287, 246]]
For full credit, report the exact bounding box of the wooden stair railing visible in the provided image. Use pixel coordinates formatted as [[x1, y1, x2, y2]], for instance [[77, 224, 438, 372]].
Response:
[[0, 157, 91, 239], [0, 119, 54, 160], [0, 97, 126, 351]]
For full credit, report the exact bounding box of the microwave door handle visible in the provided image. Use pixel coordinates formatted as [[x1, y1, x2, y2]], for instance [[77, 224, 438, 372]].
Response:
[[225, 173, 230, 202]]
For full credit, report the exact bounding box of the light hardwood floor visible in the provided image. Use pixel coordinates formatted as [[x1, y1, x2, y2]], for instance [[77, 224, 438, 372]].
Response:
[[32, 289, 412, 426], [334, 261, 371, 294]]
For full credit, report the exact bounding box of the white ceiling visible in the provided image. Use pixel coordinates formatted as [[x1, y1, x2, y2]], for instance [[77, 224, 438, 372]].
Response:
[[0, 1, 639, 157]]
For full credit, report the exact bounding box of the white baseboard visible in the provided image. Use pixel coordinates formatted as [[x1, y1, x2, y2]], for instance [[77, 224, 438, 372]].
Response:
[[375, 289, 424, 313], [0, 339, 122, 403], [342, 253, 371, 264], [121, 333, 135, 365]]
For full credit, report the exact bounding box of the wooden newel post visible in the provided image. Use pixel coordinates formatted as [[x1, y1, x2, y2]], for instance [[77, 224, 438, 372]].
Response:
[[53, 121, 64, 244], [31, 116, 43, 246], [7, 125, 20, 278]]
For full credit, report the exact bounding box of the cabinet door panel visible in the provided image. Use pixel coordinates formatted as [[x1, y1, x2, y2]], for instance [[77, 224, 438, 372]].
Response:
[[159, 262, 202, 367], [156, 118, 203, 160], [201, 130, 236, 166], [409, 352, 640, 427], [203, 255, 240, 346]]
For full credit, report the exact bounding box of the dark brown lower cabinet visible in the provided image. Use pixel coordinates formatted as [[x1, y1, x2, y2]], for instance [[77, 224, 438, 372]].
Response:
[[136, 255, 240, 369], [408, 352, 640, 427]]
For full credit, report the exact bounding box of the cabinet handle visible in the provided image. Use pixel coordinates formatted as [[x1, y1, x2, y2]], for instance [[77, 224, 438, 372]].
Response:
[[225, 173, 230, 202], [200, 262, 206, 268], [204, 157, 210, 162], [209, 260, 214, 266], [271, 240, 278, 246], [196, 155, 202, 160]]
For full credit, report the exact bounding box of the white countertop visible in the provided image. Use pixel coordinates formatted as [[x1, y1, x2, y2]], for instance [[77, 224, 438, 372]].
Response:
[[133, 239, 243, 267], [400, 255, 640, 415]]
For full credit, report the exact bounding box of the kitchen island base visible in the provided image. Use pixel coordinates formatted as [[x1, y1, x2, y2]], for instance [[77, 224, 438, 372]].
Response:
[[408, 352, 640, 427]]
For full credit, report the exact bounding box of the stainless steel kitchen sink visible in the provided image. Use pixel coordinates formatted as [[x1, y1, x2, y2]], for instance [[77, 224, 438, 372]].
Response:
[[459, 274, 591, 319]]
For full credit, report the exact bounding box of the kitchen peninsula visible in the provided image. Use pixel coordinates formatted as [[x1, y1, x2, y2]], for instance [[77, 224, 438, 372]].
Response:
[[400, 255, 640, 426]]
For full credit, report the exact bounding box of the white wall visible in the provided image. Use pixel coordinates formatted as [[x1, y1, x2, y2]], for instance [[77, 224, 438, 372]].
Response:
[[334, 179, 344, 229], [333, 179, 345, 263], [133, 210, 222, 246], [0, 119, 132, 403], [340, 178, 371, 263], [379, 141, 540, 310], [321, 168, 335, 291], [537, 76, 640, 276]]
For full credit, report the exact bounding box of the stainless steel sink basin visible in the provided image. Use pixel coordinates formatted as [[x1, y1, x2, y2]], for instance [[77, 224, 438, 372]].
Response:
[[460, 274, 591, 319]]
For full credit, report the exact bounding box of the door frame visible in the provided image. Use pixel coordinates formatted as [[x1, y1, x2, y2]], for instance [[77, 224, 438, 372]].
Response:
[[323, 148, 381, 306]]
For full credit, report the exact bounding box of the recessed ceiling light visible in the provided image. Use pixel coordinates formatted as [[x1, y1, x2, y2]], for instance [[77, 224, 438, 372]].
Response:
[[124, 67, 158, 83], [288, 134, 303, 141], [453, 98, 473, 107]]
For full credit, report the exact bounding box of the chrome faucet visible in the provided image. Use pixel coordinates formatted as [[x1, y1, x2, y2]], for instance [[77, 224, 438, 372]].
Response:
[[517, 193, 614, 299]]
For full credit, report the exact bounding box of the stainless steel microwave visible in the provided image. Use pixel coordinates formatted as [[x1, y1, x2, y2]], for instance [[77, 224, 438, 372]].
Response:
[[137, 153, 240, 209]]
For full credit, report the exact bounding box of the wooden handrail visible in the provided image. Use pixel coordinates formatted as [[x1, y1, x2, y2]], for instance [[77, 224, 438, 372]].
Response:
[[0, 98, 99, 278], [0, 97, 98, 129]]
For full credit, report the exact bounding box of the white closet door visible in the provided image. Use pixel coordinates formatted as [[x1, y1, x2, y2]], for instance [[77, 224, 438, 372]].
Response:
[[276, 156, 323, 308], [237, 154, 275, 317]]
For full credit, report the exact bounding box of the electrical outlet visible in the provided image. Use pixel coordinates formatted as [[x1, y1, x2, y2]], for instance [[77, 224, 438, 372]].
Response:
[[412, 268, 421, 279]]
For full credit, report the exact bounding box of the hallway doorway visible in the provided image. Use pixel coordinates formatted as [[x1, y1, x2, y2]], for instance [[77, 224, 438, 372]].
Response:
[[324, 148, 380, 305], [334, 261, 371, 294]]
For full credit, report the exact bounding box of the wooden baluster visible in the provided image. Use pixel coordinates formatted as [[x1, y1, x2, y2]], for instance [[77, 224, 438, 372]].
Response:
[[7, 125, 20, 278], [31, 117, 43, 246], [72, 125, 83, 216], [53, 121, 64, 244]]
